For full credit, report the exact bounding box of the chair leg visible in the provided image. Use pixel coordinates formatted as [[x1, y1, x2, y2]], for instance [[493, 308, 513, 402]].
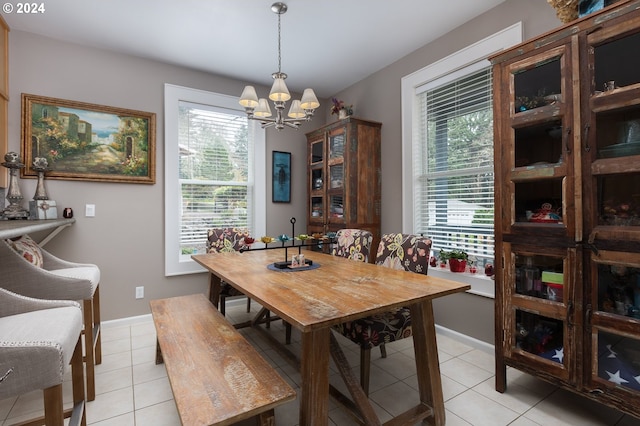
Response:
[[93, 285, 102, 365], [246, 297, 251, 313], [285, 322, 292, 345], [380, 343, 387, 358], [71, 335, 87, 426], [220, 294, 227, 315], [43, 384, 64, 426], [360, 347, 372, 396], [82, 298, 96, 401]]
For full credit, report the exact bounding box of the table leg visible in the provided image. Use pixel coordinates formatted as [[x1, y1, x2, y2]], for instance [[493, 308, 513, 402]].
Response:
[[208, 273, 222, 308], [299, 327, 330, 426], [411, 300, 445, 426]]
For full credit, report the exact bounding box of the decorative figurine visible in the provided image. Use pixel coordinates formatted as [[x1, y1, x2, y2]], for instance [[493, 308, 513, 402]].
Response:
[[32, 157, 50, 200], [1, 152, 30, 219], [63, 207, 74, 218]]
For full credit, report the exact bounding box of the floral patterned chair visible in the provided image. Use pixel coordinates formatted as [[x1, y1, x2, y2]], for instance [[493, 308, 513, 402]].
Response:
[[334, 232, 432, 395], [206, 227, 252, 315], [331, 229, 374, 263]]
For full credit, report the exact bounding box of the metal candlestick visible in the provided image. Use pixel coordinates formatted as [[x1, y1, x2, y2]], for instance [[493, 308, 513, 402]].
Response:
[[2, 152, 30, 219]]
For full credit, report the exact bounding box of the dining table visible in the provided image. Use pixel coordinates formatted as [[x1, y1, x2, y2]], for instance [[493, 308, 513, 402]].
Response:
[[192, 248, 470, 426]]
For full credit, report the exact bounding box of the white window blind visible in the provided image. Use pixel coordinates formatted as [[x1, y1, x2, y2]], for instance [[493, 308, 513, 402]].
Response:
[[415, 67, 495, 263], [178, 102, 252, 255], [164, 84, 266, 276]]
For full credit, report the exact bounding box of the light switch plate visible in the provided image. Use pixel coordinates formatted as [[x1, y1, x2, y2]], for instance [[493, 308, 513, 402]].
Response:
[[85, 204, 95, 217]]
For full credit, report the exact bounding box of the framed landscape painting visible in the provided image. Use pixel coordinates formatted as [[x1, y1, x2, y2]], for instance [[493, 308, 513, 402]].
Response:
[[21, 94, 156, 184], [272, 151, 291, 203]]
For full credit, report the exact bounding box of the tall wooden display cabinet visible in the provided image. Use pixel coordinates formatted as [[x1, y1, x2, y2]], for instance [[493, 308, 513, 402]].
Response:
[[492, 0, 640, 418], [305, 117, 381, 257]]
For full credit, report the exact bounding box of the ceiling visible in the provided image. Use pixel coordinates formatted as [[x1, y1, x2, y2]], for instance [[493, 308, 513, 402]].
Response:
[[4, 0, 507, 98]]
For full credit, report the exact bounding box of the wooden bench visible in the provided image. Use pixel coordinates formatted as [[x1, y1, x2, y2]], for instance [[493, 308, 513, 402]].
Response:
[[150, 294, 296, 426]]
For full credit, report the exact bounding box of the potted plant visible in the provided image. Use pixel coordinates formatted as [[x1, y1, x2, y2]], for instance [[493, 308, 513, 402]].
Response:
[[438, 249, 469, 273]]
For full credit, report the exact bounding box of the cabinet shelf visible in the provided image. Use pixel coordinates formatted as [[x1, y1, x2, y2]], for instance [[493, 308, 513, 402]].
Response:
[[511, 163, 567, 180], [511, 104, 563, 127], [590, 84, 640, 113]]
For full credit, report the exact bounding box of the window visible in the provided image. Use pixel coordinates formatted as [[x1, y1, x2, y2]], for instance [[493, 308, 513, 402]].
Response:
[[401, 23, 521, 296], [165, 84, 266, 276], [415, 67, 495, 264]]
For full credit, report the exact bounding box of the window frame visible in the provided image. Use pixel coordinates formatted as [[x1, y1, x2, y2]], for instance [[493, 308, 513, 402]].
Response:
[[400, 23, 522, 297], [164, 84, 266, 276]]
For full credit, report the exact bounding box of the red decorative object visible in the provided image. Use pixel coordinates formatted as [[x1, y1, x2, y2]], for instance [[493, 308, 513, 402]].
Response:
[[485, 263, 494, 276], [449, 259, 467, 273]]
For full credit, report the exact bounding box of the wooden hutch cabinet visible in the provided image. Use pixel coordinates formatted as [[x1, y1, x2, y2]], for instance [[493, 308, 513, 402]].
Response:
[[305, 117, 381, 256], [492, 0, 640, 417]]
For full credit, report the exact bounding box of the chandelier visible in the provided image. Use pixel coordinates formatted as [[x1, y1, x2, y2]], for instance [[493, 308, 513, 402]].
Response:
[[239, 2, 319, 130]]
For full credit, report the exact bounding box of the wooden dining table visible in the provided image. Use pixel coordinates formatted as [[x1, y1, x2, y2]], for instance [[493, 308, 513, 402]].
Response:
[[192, 248, 470, 426]]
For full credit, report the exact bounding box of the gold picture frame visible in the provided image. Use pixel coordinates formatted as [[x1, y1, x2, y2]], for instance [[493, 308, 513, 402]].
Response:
[[21, 93, 156, 184]]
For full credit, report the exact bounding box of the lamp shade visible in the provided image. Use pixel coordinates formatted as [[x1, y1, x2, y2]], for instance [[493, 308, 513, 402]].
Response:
[[287, 100, 305, 119], [254, 98, 273, 118], [269, 77, 291, 102], [300, 89, 320, 110], [239, 86, 259, 108]]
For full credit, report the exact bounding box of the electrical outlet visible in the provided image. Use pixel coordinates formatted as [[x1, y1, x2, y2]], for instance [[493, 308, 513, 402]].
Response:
[[135, 286, 144, 299]]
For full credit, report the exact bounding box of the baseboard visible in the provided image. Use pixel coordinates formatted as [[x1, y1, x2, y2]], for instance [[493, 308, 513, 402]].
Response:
[[435, 324, 495, 354], [103, 313, 153, 328]]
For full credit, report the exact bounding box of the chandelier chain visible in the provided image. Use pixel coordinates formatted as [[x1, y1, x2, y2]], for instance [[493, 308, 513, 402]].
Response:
[[277, 11, 282, 74]]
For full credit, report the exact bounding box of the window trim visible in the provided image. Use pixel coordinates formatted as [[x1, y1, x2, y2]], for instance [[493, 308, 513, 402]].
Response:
[[164, 84, 266, 276], [400, 23, 522, 297]]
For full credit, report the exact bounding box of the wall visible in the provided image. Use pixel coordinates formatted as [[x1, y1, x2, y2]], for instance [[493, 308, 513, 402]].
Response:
[[331, 0, 561, 345], [8, 0, 564, 345], [7, 31, 312, 320]]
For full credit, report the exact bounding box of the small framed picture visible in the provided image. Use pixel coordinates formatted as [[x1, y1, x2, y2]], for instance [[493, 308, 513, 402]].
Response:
[[272, 151, 291, 203]]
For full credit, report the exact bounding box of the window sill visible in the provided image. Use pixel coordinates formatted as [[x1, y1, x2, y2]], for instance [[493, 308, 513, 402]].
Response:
[[428, 267, 495, 299]]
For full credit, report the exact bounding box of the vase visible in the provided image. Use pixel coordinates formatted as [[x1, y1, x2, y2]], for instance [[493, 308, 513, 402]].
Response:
[[448, 259, 467, 273], [338, 110, 348, 120]]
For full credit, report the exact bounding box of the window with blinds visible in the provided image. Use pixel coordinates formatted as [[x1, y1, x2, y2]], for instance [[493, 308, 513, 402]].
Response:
[[178, 102, 252, 256], [414, 67, 494, 263]]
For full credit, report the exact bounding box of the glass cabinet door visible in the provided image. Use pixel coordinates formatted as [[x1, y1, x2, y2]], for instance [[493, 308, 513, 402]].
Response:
[[327, 126, 346, 226], [308, 138, 326, 227], [502, 242, 578, 382], [504, 44, 577, 237], [587, 253, 640, 399], [584, 26, 640, 241]]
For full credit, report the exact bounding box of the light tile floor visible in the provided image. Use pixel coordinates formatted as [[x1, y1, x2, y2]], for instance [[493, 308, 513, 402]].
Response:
[[2, 300, 640, 426]]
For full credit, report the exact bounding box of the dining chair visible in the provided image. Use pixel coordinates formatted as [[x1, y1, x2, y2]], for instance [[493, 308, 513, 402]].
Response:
[[334, 232, 432, 395], [331, 228, 374, 263], [206, 227, 252, 314], [0, 287, 86, 426], [0, 235, 101, 402]]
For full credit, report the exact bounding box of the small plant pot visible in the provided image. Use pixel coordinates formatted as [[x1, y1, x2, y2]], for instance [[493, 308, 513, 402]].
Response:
[[449, 259, 467, 273]]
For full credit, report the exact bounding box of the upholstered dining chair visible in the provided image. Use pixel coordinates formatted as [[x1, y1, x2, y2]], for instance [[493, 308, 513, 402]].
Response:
[[206, 227, 252, 314], [334, 232, 432, 395], [0, 287, 86, 426], [0, 235, 101, 402], [331, 228, 374, 263]]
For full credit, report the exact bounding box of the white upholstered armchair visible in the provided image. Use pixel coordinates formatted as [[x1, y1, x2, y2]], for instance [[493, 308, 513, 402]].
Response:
[[0, 287, 86, 426], [0, 235, 101, 401]]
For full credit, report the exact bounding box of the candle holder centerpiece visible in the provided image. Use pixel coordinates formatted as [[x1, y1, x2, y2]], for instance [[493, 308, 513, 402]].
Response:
[[1, 152, 30, 219], [28, 157, 58, 220], [241, 217, 336, 269]]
